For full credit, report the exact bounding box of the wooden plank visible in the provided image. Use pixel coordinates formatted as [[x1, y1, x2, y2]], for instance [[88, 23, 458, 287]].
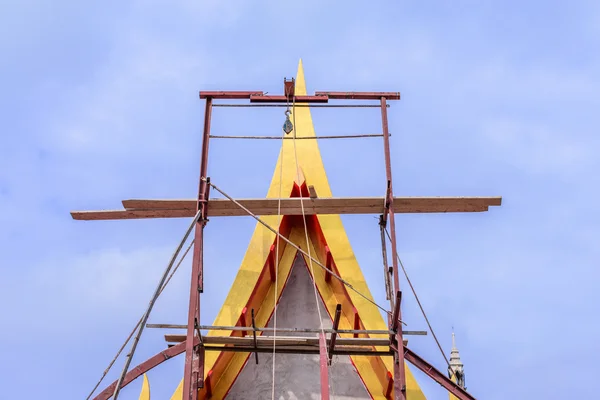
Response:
[[198, 345, 397, 356], [122, 197, 501, 211], [70, 196, 501, 220], [70, 209, 194, 220], [146, 323, 427, 336], [163, 334, 392, 347]]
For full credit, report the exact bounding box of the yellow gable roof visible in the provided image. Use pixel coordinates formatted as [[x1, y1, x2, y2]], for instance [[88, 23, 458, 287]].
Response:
[[167, 60, 427, 400]]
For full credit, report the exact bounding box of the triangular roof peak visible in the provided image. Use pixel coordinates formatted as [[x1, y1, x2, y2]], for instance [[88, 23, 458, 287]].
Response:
[[77, 60, 495, 400], [168, 60, 425, 399], [267, 61, 333, 199]]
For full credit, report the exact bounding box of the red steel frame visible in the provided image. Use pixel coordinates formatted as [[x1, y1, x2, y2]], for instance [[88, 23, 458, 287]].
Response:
[[182, 97, 212, 400], [186, 88, 428, 400], [183, 89, 410, 400], [380, 96, 407, 399], [92, 86, 476, 400], [182, 88, 410, 400], [319, 332, 330, 400]]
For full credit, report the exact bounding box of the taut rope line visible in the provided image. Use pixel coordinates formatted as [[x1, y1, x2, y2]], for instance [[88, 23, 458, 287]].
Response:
[[289, 95, 332, 391]]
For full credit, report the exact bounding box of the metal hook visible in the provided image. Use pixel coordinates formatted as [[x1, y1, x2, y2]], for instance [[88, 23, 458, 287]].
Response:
[[282, 110, 293, 134]]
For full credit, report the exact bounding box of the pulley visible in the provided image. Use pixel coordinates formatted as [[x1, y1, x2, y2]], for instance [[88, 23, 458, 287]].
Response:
[[283, 110, 293, 134]]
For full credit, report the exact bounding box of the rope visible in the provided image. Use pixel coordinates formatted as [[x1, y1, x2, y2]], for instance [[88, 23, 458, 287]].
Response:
[[112, 210, 202, 399], [289, 96, 331, 367], [204, 178, 405, 324], [213, 104, 390, 108], [86, 240, 194, 399], [161, 241, 195, 294], [290, 95, 334, 395], [384, 228, 451, 369], [85, 322, 137, 400], [209, 134, 385, 140], [270, 92, 288, 400]]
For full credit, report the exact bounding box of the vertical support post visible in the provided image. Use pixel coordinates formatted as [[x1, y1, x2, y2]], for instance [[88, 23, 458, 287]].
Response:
[[385, 371, 394, 399], [328, 304, 342, 365], [251, 308, 259, 364], [240, 307, 248, 337], [268, 244, 276, 281], [183, 97, 213, 400], [379, 214, 393, 308], [325, 246, 332, 283], [205, 370, 213, 398], [391, 291, 402, 333], [193, 345, 205, 390], [319, 332, 330, 400], [353, 307, 360, 338], [381, 96, 407, 400]]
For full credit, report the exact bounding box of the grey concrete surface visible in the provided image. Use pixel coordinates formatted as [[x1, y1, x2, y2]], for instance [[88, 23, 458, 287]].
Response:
[[226, 254, 372, 399]]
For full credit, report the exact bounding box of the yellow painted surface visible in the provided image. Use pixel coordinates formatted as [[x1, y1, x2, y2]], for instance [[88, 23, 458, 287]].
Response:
[[169, 232, 297, 400], [138, 374, 150, 400], [170, 60, 426, 399], [449, 374, 459, 400], [301, 228, 425, 400], [300, 229, 389, 399], [210, 232, 299, 399]]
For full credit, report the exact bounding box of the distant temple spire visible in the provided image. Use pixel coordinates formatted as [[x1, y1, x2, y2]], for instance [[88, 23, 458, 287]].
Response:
[[448, 330, 466, 389]]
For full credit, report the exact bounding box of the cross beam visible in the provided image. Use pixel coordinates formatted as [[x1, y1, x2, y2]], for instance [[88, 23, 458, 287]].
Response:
[[163, 334, 399, 347], [198, 90, 400, 101], [147, 323, 427, 336], [70, 196, 501, 220]]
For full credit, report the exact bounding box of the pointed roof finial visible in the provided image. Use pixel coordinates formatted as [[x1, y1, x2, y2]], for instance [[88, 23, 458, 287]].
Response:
[[296, 59, 307, 96], [452, 328, 457, 350], [448, 330, 465, 389]]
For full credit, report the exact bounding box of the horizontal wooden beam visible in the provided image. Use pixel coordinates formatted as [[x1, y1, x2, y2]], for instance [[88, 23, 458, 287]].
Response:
[[194, 345, 394, 357], [126, 197, 502, 212], [70, 196, 501, 221], [146, 323, 427, 336], [71, 209, 196, 220], [164, 334, 394, 347]]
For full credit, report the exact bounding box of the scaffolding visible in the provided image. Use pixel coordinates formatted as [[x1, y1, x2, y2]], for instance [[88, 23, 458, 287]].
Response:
[[75, 80, 499, 400]]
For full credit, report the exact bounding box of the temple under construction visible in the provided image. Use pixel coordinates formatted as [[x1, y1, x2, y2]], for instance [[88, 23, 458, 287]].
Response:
[[73, 60, 500, 400]]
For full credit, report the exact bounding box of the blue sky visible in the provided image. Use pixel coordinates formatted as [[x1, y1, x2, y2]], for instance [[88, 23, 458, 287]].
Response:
[[1, 1, 599, 399]]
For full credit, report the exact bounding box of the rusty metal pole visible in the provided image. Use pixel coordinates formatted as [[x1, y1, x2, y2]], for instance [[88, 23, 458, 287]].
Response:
[[183, 97, 213, 400], [381, 97, 407, 400], [319, 332, 330, 400], [111, 210, 201, 400], [404, 348, 476, 400], [379, 215, 394, 309]]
